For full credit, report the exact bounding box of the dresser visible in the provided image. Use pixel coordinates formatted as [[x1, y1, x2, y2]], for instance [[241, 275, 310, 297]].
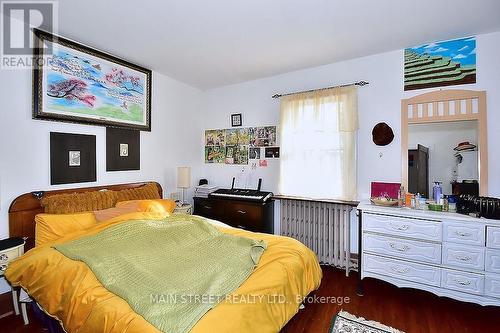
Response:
[[193, 197, 274, 234], [358, 202, 500, 306]]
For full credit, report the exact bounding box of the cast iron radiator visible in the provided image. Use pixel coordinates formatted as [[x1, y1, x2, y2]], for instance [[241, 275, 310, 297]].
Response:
[[280, 199, 356, 276]]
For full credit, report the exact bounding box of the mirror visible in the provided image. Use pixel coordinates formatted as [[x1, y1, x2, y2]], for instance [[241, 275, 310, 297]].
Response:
[[408, 120, 479, 200], [401, 89, 488, 197]]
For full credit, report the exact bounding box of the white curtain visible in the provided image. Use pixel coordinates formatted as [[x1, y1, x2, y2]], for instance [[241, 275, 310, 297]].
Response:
[[278, 86, 358, 201]]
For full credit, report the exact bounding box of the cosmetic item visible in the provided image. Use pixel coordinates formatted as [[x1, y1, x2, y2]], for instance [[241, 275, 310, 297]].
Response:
[[419, 197, 427, 210], [443, 196, 449, 212], [433, 182, 443, 202], [410, 195, 416, 209], [415, 193, 421, 209], [448, 195, 457, 213], [405, 193, 413, 207], [398, 185, 405, 208]]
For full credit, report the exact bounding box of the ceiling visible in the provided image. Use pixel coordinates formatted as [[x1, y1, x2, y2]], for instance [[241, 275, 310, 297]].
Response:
[[46, 1, 500, 88]]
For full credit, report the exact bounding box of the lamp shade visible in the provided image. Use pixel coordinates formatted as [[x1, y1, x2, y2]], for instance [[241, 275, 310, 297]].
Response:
[[177, 167, 191, 188]]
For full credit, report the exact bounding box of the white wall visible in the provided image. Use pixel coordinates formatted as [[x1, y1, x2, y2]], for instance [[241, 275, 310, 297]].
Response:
[[199, 30, 500, 199], [199, 30, 500, 251]]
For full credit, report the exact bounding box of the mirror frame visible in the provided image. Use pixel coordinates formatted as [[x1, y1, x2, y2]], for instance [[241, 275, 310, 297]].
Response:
[[401, 89, 488, 196]]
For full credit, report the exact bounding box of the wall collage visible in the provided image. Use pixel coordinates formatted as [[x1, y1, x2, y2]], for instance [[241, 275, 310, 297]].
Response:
[[204, 126, 279, 166]]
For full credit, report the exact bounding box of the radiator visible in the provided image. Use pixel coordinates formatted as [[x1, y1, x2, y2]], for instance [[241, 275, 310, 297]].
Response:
[[280, 199, 355, 276]]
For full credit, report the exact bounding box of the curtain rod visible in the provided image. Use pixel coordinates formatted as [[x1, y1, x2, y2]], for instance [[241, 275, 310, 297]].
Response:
[[271, 80, 369, 99]]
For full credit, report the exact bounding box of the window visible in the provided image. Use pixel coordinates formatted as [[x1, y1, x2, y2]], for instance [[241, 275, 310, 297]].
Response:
[[278, 86, 358, 201]]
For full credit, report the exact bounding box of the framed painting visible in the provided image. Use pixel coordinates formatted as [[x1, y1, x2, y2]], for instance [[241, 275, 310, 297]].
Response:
[[32, 29, 152, 131], [404, 36, 476, 91]]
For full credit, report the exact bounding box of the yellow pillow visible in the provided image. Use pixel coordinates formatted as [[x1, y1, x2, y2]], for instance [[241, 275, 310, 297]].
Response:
[[116, 199, 176, 214], [35, 212, 97, 246]]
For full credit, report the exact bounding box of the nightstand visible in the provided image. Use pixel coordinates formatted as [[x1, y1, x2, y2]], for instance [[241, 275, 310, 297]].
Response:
[[173, 203, 193, 215], [0, 237, 25, 318]]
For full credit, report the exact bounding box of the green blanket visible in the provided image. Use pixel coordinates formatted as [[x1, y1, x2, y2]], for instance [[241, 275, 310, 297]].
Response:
[[55, 215, 267, 333]]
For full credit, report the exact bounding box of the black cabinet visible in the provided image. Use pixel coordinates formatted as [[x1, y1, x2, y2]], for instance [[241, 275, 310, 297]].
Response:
[[193, 197, 274, 234]]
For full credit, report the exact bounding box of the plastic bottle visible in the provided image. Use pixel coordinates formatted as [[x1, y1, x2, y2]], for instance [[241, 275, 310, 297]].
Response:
[[433, 182, 443, 202]]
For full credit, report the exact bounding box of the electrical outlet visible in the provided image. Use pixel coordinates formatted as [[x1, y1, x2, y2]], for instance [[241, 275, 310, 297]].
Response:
[[170, 192, 181, 201]]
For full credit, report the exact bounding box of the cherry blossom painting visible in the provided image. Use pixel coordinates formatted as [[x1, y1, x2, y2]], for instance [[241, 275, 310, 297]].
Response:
[[33, 29, 152, 131]]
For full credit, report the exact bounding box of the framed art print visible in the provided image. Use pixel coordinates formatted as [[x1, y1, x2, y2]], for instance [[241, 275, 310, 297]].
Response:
[[106, 127, 140, 171], [231, 113, 242, 127], [50, 132, 96, 185], [32, 29, 152, 131]]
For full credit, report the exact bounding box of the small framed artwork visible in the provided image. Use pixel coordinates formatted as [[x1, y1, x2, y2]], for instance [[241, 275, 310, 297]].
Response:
[[265, 147, 280, 158], [106, 127, 140, 171], [231, 113, 242, 127], [50, 132, 96, 185], [249, 147, 261, 159]]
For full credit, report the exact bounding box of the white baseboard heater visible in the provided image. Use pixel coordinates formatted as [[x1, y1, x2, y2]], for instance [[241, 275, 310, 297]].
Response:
[[279, 198, 356, 276]]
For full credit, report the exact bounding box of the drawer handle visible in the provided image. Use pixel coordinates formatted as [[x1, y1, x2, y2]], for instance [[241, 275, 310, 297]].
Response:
[[389, 243, 410, 252], [455, 231, 472, 237], [455, 255, 472, 262], [391, 266, 410, 274], [390, 223, 409, 231], [237, 210, 247, 215], [0, 254, 7, 261], [453, 278, 471, 286], [203, 205, 212, 210]]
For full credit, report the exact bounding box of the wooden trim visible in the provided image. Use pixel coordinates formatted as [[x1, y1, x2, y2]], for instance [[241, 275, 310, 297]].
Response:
[[8, 182, 163, 250], [404, 89, 483, 104], [401, 89, 488, 196]]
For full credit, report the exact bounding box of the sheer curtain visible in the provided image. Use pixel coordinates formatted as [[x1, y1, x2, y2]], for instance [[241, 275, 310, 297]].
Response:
[[278, 86, 358, 201]]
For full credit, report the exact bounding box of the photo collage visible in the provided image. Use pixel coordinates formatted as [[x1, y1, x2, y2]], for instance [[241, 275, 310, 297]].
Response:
[[205, 126, 280, 165]]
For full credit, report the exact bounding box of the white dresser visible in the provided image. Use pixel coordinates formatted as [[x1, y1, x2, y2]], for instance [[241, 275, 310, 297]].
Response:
[[358, 202, 500, 306]]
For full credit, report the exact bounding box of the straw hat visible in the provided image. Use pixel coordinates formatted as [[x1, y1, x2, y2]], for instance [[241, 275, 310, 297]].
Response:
[[454, 141, 476, 151]]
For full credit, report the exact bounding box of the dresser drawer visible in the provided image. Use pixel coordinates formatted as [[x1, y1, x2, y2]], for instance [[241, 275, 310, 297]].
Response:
[[441, 269, 484, 295], [363, 213, 441, 242], [0, 245, 24, 264], [225, 202, 264, 231], [442, 243, 485, 271], [485, 249, 500, 274], [363, 233, 441, 264], [193, 198, 225, 220], [443, 223, 485, 246], [487, 227, 500, 249], [485, 273, 500, 298], [363, 254, 441, 287]]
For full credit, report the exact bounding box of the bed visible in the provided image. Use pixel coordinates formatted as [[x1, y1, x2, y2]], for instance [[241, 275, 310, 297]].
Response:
[[6, 182, 322, 333]]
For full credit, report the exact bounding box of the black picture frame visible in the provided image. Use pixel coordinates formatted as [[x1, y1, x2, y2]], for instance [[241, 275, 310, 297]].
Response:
[[32, 29, 152, 131], [264, 147, 280, 158], [106, 127, 140, 171], [50, 132, 96, 185], [231, 113, 242, 127]]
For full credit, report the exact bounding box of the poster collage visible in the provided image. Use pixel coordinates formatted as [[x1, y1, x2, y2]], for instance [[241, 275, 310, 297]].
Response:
[[205, 126, 279, 165]]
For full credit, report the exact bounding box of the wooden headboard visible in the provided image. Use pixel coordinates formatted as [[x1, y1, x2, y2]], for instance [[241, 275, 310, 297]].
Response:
[[9, 182, 163, 250]]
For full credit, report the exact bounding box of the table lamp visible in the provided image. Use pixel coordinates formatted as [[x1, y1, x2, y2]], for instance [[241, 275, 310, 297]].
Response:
[[177, 166, 191, 205]]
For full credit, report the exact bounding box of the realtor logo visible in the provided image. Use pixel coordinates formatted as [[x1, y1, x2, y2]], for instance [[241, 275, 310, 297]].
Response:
[[1, 1, 57, 68]]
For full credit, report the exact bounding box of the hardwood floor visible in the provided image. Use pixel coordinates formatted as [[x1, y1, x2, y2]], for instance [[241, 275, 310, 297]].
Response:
[[1, 266, 499, 332]]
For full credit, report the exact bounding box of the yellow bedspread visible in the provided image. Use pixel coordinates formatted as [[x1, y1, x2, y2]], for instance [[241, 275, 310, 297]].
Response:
[[5, 212, 322, 333]]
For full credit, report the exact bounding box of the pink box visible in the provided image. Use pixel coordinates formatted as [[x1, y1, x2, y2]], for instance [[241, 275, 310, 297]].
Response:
[[371, 182, 401, 199]]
